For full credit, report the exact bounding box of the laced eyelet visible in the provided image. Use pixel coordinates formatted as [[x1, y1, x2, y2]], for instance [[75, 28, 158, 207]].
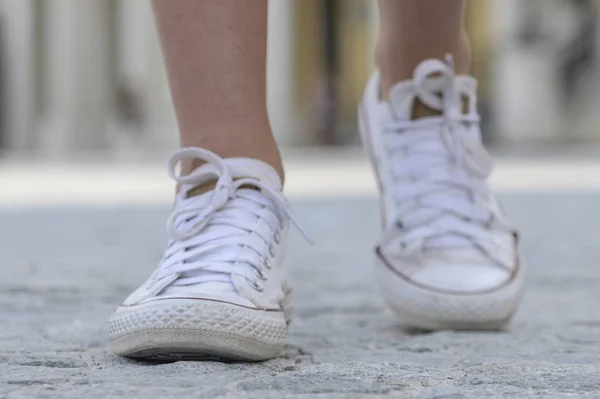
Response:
[[249, 280, 264, 292], [269, 243, 276, 257], [274, 231, 281, 244], [262, 256, 272, 270], [253, 266, 268, 280]]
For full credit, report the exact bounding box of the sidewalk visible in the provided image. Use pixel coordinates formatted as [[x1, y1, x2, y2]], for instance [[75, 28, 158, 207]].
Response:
[[2, 150, 600, 398]]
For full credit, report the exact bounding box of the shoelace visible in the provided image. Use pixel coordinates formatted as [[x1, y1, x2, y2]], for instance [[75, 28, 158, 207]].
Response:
[[383, 57, 510, 257], [153, 148, 309, 291]]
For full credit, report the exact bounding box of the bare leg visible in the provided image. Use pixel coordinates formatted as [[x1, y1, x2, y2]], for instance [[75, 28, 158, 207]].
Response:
[[110, 0, 293, 362], [152, 0, 283, 179], [376, 0, 470, 98]]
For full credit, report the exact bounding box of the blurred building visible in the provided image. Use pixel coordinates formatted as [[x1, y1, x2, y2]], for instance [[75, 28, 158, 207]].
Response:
[[1, 0, 600, 156]]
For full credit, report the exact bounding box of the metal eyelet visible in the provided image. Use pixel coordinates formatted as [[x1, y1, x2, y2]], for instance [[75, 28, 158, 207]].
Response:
[[274, 231, 281, 244], [262, 256, 272, 270], [269, 243, 276, 257], [250, 280, 264, 292], [279, 219, 285, 230], [253, 266, 268, 280]]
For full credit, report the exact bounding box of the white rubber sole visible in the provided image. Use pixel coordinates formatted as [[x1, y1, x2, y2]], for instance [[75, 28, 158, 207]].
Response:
[[108, 298, 290, 361], [376, 258, 524, 330]]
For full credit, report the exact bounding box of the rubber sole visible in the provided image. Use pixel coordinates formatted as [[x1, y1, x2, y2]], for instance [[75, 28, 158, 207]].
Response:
[[108, 298, 289, 361], [110, 328, 284, 362]]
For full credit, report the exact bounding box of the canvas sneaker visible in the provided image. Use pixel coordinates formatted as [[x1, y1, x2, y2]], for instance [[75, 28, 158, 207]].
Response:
[[358, 56, 524, 330], [108, 148, 295, 361]]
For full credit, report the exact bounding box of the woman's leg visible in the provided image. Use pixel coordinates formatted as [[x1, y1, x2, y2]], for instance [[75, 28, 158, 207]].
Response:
[[153, 0, 283, 178], [109, 1, 293, 362], [376, 0, 470, 99]]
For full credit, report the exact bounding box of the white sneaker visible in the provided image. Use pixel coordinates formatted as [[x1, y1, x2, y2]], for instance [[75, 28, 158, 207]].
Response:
[[108, 148, 295, 361], [359, 57, 524, 330]]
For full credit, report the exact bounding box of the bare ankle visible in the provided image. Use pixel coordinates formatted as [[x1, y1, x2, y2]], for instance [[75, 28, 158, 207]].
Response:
[[180, 132, 285, 184], [376, 33, 471, 100]]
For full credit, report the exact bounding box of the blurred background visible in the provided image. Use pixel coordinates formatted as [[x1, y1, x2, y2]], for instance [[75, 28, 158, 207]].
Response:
[[1, 0, 600, 157]]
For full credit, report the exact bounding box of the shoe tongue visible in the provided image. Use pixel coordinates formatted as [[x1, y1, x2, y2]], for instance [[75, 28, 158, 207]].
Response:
[[169, 157, 282, 295], [387, 77, 479, 250]]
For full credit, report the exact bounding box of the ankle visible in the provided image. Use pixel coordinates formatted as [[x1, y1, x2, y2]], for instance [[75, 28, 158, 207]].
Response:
[[180, 144, 285, 184], [376, 31, 471, 99]]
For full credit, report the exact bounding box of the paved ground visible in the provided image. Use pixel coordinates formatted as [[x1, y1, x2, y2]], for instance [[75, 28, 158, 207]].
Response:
[[2, 149, 600, 398]]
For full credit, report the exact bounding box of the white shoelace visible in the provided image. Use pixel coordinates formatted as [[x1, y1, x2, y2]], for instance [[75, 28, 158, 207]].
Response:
[[384, 57, 510, 256], [153, 148, 308, 292]]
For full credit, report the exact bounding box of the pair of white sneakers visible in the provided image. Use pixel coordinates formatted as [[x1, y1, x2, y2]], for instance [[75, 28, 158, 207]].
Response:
[[108, 58, 524, 361]]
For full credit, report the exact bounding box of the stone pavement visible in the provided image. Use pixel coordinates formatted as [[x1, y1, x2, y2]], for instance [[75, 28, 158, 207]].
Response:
[[2, 149, 600, 398]]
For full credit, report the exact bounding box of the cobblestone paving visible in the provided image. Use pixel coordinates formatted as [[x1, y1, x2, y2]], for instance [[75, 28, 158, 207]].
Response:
[[2, 155, 600, 398]]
